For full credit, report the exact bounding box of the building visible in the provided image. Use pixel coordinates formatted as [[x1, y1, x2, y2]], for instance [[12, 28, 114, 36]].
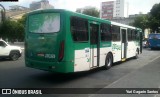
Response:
[[111, 14, 146, 25], [30, 0, 54, 10], [100, 0, 127, 19], [111, 17, 134, 25], [100, 1, 115, 19], [114, 0, 127, 18]]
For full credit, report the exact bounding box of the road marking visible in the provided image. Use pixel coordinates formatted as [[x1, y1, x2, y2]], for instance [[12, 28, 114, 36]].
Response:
[[89, 55, 160, 97], [149, 55, 160, 63], [105, 55, 160, 88]]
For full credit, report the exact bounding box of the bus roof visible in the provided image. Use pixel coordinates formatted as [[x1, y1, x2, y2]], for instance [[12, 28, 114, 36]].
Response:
[[27, 9, 111, 24], [111, 21, 136, 29], [27, 9, 141, 30]]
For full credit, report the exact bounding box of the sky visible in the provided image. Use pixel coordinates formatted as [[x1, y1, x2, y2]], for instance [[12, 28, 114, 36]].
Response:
[[0, 0, 160, 15]]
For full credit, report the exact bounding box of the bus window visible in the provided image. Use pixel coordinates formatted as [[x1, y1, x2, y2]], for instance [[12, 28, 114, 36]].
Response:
[[132, 30, 136, 41], [100, 23, 112, 41], [112, 25, 120, 41], [70, 17, 88, 42], [127, 28, 132, 41], [132, 30, 139, 41], [135, 30, 139, 40], [29, 13, 60, 33], [149, 34, 160, 39]]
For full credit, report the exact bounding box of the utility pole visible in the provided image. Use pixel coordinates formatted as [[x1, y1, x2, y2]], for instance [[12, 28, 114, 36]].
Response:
[[0, 4, 6, 22]]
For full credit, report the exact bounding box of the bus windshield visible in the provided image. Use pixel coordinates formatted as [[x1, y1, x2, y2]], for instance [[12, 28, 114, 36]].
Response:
[[29, 13, 60, 33], [149, 34, 160, 39]]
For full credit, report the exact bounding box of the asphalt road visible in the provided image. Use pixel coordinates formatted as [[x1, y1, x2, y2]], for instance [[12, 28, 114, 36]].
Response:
[[0, 48, 160, 97]]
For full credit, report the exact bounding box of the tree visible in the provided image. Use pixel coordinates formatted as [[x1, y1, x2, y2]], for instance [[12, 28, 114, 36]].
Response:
[[149, 3, 160, 33], [0, 14, 26, 41], [132, 3, 160, 33], [0, 20, 17, 41], [17, 14, 27, 27], [131, 15, 149, 32], [17, 14, 27, 41], [76, 6, 100, 18]]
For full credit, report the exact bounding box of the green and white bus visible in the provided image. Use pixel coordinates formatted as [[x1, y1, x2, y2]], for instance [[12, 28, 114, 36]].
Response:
[[25, 9, 142, 73]]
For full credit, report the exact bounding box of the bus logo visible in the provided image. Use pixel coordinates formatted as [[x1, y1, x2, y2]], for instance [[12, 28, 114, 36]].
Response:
[[2, 89, 11, 94]]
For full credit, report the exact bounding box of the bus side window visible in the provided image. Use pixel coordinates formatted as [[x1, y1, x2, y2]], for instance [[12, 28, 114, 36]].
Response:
[[127, 28, 132, 41], [111, 25, 120, 41], [132, 30, 138, 41], [70, 17, 88, 42], [136, 30, 140, 40], [100, 23, 112, 42], [131, 29, 135, 41]]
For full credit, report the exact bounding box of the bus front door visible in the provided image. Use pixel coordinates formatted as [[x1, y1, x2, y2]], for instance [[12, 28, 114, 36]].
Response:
[[121, 28, 127, 61], [90, 23, 100, 68]]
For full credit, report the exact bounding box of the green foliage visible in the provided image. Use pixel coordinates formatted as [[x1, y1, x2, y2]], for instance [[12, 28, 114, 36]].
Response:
[[17, 14, 27, 27], [132, 3, 160, 33], [76, 6, 100, 18], [150, 3, 160, 19], [0, 14, 26, 42], [149, 3, 160, 32], [131, 15, 149, 31]]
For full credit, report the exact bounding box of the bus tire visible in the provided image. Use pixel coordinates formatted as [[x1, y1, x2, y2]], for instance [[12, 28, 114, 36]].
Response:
[[9, 51, 20, 61], [104, 53, 113, 70], [134, 49, 139, 59]]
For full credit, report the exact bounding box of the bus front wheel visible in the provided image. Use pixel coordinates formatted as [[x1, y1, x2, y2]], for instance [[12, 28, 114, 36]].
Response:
[[104, 53, 113, 70]]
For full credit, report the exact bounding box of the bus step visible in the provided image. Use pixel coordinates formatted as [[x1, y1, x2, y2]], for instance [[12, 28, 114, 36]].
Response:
[[121, 58, 126, 62], [90, 66, 98, 69]]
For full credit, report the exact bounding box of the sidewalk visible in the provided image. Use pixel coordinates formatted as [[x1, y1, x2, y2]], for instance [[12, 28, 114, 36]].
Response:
[[90, 56, 160, 97]]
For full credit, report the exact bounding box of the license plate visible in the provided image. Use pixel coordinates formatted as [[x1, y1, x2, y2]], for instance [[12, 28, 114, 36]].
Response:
[[37, 53, 44, 57]]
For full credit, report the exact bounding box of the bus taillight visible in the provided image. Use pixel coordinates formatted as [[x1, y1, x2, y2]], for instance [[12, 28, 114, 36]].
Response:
[[58, 41, 64, 62], [25, 42, 28, 57]]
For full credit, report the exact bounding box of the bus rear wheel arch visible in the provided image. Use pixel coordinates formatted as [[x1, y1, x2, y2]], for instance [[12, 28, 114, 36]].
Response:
[[104, 53, 113, 70]]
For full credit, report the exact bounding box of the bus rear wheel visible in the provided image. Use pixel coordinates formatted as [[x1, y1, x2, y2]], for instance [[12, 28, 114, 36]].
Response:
[[104, 53, 113, 70]]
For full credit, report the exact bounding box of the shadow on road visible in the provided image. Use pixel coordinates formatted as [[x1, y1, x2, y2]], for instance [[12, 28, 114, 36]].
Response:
[[29, 67, 105, 84], [25, 61, 133, 86], [143, 47, 160, 51], [0, 58, 11, 62]]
